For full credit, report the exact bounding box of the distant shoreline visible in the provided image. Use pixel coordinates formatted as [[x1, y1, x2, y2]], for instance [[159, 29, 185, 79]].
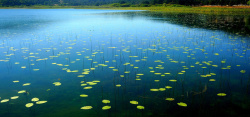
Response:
[[201, 5, 250, 8], [1, 5, 250, 15]]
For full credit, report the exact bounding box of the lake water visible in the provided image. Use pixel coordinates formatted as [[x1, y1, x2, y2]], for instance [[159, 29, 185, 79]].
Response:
[[0, 9, 249, 117]]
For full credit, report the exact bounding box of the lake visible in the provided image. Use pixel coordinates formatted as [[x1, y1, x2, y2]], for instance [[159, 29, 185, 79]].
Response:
[[0, 9, 249, 117]]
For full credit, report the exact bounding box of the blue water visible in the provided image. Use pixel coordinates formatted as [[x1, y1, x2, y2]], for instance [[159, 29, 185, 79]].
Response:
[[0, 9, 249, 117]]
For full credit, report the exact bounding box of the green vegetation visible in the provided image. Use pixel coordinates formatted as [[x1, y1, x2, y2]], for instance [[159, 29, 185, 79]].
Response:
[[0, 0, 250, 15], [87, 4, 250, 16], [0, 0, 250, 7], [111, 6, 250, 15], [1, 4, 250, 16]]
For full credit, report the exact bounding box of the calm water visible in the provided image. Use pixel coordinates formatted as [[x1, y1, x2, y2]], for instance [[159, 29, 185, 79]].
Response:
[[0, 9, 249, 117]]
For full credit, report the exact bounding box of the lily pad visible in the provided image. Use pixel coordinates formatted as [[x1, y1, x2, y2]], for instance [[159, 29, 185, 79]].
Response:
[[11, 96, 19, 100], [102, 99, 110, 104], [36, 101, 47, 104], [81, 106, 93, 110], [80, 94, 88, 97], [177, 102, 187, 107], [137, 105, 144, 109], [102, 106, 111, 110], [25, 103, 34, 108], [217, 93, 226, 96], [130, 100, 138, 104], [31, 97, 39, 102]]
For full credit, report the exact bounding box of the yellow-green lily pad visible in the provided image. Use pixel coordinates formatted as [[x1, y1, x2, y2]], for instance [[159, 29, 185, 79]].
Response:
[[217, 93, 226, 96], [177, 102, 187, 107], [25, 103, 34, 108], [102, 99, 110, 104], [130, 100, 138, 105], [137, 105, 144, 109], [102, 106, 111, 110], [81, 106, 93, 110]]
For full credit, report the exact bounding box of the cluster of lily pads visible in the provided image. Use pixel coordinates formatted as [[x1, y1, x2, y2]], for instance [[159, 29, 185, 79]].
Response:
[[0, 14, 249, 116]]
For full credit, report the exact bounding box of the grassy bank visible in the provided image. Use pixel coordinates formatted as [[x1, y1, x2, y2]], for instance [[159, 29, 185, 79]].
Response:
[[1, 4, 250, 15], [89, 6, 250, 15]]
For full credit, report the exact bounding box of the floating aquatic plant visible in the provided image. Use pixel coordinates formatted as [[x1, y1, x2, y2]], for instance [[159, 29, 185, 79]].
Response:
[[150, 89, 159, 91], [177, 102, 187, 107], [102, 99, 110, 104], [137, 105, 144, 109], [53, 82, 61, 86], [84, 86, 92, 89], [217, 93, 226, 96], [13, 80, 19, 83], [80, 94, 88, 97], [36, 101, 47, 104], [81, 106, 92, 110], [240, 70, 246, 73], [159, 88, 166, 91], [130, 101, 138, 104], [165, 86, 172, 89], [116, 84, 121, 87], [102, 106, 111, 110], [18, 90, 26, 94], [31, 97, 39, 102], [23, 83, 31, 86], [25, 103, 34, 108], [209, 79, 216, 81], [1, 99, 9, 103], [169, 80, 177, 82], [11, 96, 19, 100], [166, 98, 174, 101]]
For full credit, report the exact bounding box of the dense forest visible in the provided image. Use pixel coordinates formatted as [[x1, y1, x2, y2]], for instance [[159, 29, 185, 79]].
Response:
[[0, 0, 250, 7]]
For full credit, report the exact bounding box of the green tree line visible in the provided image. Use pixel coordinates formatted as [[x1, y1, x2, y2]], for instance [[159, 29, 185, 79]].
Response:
[[0, 0, 250, 6]]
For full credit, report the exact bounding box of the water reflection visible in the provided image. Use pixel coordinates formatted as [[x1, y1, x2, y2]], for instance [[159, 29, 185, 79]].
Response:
[[107, 11, 250, 36]]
